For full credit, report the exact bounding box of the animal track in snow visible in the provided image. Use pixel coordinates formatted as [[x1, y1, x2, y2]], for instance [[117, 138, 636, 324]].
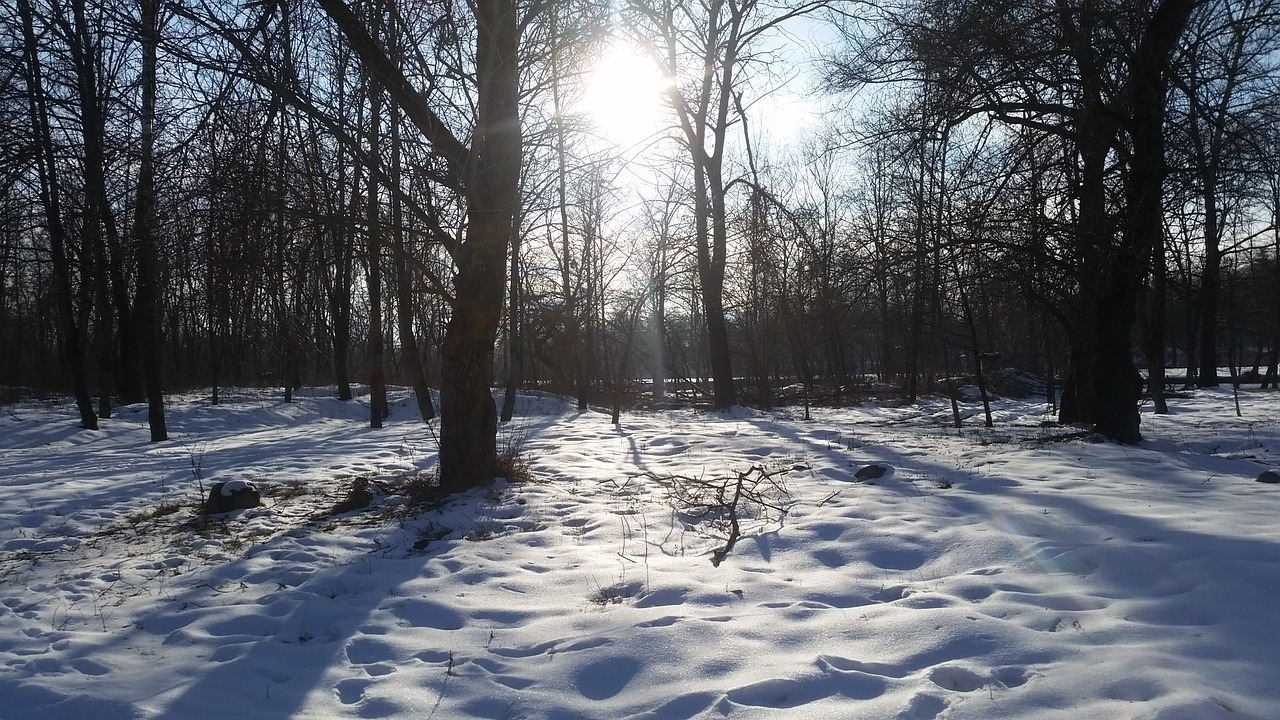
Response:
[[815, 655, 910, 679], [724, 669, 887, 709], [645, 690, 719, 717], [800, 591, 875, 610], [867, 545, 927, 571], [875, 584, 915, 602], [811, 548, 851, 568]]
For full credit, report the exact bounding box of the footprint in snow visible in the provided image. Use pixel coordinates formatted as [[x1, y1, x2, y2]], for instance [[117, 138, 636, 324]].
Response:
[[333, 678, 371, 705], [574, 655, 640, 700], [345, 637, 395, 665], [928, 665, 987, 692], [69, 658, 110, 676], [389, 598, 465, 630], [899, 692, 950, 719]]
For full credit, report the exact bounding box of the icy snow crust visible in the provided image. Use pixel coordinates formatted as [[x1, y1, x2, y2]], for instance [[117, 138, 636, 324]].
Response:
[[1, 387, 1278, 719]]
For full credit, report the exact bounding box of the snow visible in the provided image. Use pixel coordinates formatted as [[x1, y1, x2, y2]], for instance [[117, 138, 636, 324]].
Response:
[[218, 479, 256, 496], [2, 386, 1279, 719]]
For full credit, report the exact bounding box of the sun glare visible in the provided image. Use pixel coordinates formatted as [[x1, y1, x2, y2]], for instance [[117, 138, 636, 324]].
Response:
[[577, 43, 667, 150]]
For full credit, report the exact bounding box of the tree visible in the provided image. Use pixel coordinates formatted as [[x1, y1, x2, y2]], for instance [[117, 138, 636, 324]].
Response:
[[623, 0, 829, 409], [17, 0, 97, 429], [133, 0, 168, 440], [1166, 0, 1280, 387], [316, 0, 526, 489], [830, 0, 1202, 442]]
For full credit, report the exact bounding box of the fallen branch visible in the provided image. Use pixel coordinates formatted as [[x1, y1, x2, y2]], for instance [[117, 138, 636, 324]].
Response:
[[653, 465, 792, 566]]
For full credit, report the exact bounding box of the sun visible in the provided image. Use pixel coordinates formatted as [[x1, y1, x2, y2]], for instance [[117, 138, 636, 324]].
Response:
[[576, 43, 668, 150]]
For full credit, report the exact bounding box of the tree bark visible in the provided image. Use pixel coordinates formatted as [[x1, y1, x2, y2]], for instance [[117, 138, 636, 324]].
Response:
[[391, 104, 435, 422], [318, 0, 523, 490], [436, 0, 521, 490], [1058, 0, 1198, 443], [134, 0, 167, 440], [19, 0, 97, 429], [367, 73, 387, 428], [66, 0, 115, 419], [331, 68, 355, 402]]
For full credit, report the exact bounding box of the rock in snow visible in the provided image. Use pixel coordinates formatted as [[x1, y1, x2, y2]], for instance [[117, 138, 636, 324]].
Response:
[[1256, 470, 1280, 484], [855, 463, 893, 481], [205, 480, 261, 513]]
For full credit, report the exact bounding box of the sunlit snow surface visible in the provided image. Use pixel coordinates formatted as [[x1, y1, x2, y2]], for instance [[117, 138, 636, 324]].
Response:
[[2, 386, 1279, 719]]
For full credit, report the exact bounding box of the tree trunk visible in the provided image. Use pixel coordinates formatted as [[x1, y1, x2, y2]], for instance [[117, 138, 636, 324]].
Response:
[[367, 74, 387, 428], [1059, 84, 1123, 433], [436, 0, 520, 491], [1059, 0, 1196, 442], [703, 161, 735, 408], [1132, 65, 1170, 414], [134, 0, 167, 441], [317, 0, 521, 491], [1196, 187, 1222, 387], [67, 0, 115, 419], [19, 0, 97, 429], [500, 200, 521, 422], [1141, 246, 1170, 414], [391, 105, 435, 422], [331, 68, 355, 401]]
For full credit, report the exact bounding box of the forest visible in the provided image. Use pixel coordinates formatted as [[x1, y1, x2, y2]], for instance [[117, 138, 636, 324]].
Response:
[[2, 0, 1279, 488]]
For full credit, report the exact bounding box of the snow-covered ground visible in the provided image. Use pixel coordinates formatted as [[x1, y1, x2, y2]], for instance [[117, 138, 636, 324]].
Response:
[[2, 385, 1279, 720]]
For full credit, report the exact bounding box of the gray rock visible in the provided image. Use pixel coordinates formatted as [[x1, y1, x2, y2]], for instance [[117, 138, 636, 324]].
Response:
[[1256, 470, 1280, 484], [855, 464, 891, 481], [205, 480, 261, 514]]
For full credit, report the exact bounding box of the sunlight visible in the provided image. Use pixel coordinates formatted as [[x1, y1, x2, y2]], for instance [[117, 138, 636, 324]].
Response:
[[576, 43, 668, 150]]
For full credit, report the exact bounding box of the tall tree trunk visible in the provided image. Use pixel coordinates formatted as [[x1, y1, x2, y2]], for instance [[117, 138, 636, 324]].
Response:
[[1059, 0, 1197, 442], [19, 0, 97, 429], [1196, 179, 1222, 387], [436, 0, 521, 491], [134, 0, 167, 440], [391, 106, 434, 422], [703, 159, 735, 408], [500, 199, 521, 422], [1058, 83, 1119, 431], [331, 64, 354, 401], [552, 43, 586, 410], [652, 210, 669, 405], [367, 74, 387, 428], [1268, 180, 1280, 388], [1141, 235, 1170, 413], [67, 0, 115, 419], [317, 0, 521, 490]]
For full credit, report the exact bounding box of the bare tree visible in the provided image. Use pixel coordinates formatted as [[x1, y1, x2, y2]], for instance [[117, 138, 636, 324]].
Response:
[[623, 0, 830, 408], [316, 0, 527, 489], [133, 0, 167, 440], [17, 0, 97, 428], [829, 0, 1201, 442]]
